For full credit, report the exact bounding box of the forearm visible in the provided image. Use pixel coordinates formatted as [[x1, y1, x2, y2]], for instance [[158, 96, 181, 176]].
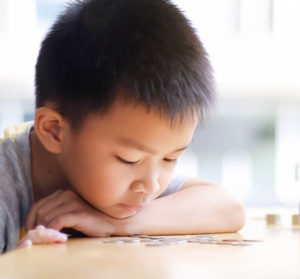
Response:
[[116, 185, 245, 235]]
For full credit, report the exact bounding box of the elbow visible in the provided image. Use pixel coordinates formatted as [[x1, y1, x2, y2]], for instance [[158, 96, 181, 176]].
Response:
[[227, 200, 246, 232]]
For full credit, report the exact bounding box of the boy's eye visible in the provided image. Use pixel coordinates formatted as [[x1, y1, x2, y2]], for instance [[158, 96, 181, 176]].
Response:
[[116, 156, 139, 165], [163, 158, 178, 163], [115, 155, 177, 165]]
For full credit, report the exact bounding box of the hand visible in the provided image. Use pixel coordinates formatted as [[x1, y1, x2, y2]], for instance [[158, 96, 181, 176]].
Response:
[[17, 225, 68, 249], [25, 190, 117, 237]]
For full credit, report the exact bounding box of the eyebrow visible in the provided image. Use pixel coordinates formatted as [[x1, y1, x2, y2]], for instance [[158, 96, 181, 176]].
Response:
[[116, 137, 190, 155]]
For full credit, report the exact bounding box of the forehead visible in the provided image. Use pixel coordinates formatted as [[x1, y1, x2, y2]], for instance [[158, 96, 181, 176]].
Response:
[[76, 101, 198, 153]]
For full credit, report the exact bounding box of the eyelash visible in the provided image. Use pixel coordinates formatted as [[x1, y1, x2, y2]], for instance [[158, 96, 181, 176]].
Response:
[[116, 156, 177, 165], [163, 158, 178, 163], [116, 156, 139, 165]]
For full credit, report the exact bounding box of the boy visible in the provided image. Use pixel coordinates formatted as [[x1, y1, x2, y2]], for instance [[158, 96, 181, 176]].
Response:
[[0, 0, 245, 253]]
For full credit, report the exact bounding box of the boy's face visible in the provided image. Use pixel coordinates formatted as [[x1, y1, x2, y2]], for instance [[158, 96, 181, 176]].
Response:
[[59, 100, 198, 219]]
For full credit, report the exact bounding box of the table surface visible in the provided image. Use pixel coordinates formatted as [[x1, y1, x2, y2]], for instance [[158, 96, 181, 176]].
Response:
[[0, 220, 299, 279]]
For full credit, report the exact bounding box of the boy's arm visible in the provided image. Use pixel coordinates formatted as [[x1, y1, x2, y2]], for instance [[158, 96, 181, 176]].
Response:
[[116, 179, 245, 235], [24, 180, 245, 239]]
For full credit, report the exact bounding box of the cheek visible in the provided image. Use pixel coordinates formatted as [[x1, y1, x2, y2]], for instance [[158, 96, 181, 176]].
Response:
[[156, 168, 175, 196], [60, 144, 131, 207]]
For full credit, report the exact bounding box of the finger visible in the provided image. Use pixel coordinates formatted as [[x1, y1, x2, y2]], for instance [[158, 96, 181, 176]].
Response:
[[42, 199, 83, 228], [17, 239, 32, 249], [26, 190, 63, 231], [48, 212, 113, 237], [25, 190, 64, 231], [22, 226, 68, 245], [35, 191, 81, 227], [48, 212, 83, 232]]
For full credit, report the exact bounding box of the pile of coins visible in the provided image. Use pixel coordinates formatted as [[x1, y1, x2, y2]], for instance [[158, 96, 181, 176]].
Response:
[[102, 234, 263, 247]]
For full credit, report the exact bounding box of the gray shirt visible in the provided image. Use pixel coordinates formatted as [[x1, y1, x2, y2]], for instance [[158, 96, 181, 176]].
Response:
[[0, 124, 34, 253], [0, 123, 187, 253]]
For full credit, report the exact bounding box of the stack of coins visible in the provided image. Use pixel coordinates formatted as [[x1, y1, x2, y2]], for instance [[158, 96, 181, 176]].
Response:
[[292, 203, 300, 226], [265, 214, 281, 225], [292, 214, 300, 225]]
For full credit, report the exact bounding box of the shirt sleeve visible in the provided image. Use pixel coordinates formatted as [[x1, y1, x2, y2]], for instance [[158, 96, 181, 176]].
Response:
[[158, 173, 188, 198], [0, 203, 8, 253]]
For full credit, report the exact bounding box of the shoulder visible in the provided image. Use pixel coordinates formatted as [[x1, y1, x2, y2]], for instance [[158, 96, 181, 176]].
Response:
[[0, 124, 34, 207], [2, 121, 33, 140], [0, 135, 26, 187], [0, 122, 33, 186], [0, 139, 24, 218]]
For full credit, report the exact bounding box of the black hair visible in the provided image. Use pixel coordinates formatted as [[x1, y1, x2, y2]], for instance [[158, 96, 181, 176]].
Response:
[[35, 0, 215, 129]]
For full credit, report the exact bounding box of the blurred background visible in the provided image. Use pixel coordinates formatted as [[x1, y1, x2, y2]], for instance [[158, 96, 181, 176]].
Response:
[[0, 0, 300, 216]]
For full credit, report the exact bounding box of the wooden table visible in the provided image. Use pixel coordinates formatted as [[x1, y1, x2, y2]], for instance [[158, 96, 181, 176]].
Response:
[[0, 220, 299, 279]]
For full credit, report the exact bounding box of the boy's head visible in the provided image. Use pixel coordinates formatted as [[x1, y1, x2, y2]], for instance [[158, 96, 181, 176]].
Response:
[[33, 0, 215, 219], [35, 0, 215, 129]]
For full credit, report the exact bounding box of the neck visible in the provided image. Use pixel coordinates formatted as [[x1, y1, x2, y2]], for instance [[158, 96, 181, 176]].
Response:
[[29, 129, 70, 202]]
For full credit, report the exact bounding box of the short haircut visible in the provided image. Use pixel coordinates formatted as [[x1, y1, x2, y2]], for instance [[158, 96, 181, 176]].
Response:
[[35, 0, 215, 129]]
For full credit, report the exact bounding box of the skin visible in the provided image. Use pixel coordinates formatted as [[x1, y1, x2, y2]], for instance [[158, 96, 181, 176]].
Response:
[[18, 99, 245, 248]]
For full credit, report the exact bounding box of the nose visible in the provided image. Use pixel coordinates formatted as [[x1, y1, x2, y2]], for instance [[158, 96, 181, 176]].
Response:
[[130, 173, 160, 194]]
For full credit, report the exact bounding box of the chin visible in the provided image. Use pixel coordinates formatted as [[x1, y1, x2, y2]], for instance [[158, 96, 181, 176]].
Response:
[[118, 213, 137, 219], [101, 204, 141, 219], [109, 211, 138, 219]]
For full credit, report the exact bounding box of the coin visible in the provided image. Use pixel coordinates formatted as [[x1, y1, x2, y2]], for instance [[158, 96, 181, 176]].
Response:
[[122, 239, 142, 243], [102, 240, 124, 244]]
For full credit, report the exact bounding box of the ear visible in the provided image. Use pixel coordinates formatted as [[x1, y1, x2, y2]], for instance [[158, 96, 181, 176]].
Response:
[[34, 107, 68, 154]]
